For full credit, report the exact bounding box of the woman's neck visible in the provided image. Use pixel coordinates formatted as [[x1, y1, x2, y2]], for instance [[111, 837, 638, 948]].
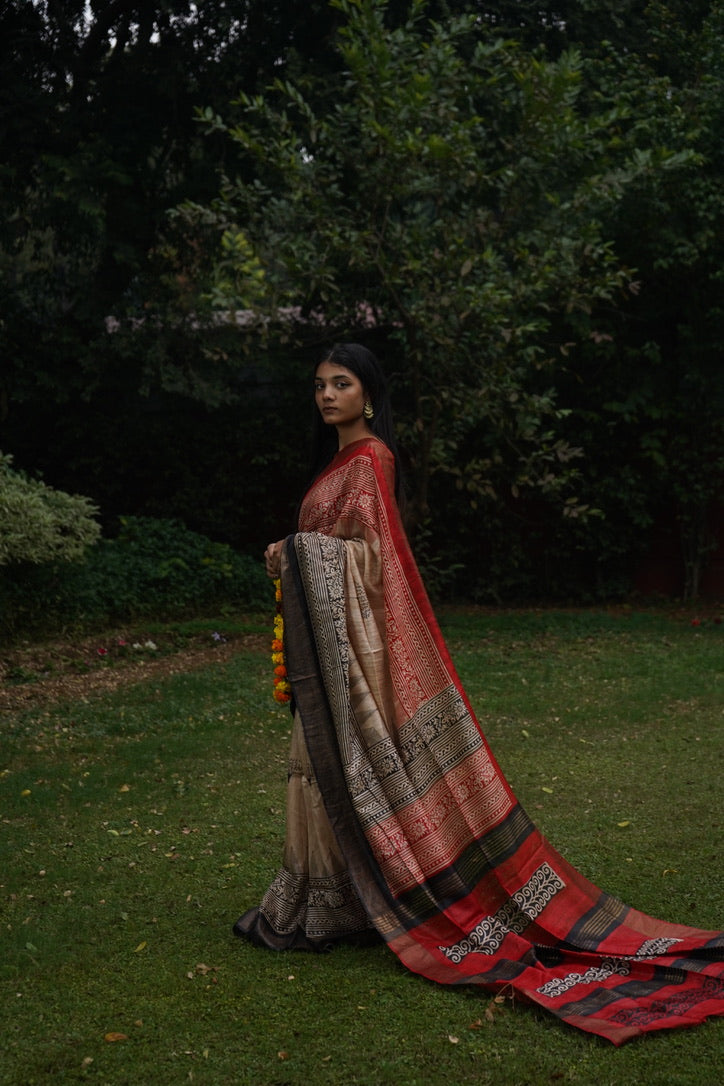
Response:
[[336, 419, 372, 449]]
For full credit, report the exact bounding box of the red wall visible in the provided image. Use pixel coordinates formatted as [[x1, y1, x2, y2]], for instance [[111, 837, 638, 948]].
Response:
[[633, 505, 724, 599]]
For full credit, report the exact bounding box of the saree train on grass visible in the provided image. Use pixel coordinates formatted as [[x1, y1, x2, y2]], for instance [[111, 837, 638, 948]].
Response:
[[234, 436, 724, 1045]]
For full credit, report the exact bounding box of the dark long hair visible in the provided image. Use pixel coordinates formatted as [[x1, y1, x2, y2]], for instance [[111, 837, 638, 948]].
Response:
[[308, 342, 403, 505]]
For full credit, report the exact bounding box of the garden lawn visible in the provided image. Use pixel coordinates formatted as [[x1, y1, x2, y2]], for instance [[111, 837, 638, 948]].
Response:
[[1, 608, 722, 1086]]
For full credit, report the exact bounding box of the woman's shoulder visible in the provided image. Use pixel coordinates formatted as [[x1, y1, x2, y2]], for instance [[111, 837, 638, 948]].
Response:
[[346, 437, 396, 498], [344, 435, 394, 465]]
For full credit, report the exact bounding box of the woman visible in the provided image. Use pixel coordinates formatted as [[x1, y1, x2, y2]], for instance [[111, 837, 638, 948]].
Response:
[[234, 343, 724, 1044]]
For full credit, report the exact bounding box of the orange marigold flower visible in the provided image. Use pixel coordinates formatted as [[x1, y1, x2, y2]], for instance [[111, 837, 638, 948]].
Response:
[[271, 580, 291, 703]]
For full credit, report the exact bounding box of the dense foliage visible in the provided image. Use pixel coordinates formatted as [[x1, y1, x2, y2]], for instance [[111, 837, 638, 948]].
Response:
[[1, 0, 723, 606], [0, 516, 269, 638]]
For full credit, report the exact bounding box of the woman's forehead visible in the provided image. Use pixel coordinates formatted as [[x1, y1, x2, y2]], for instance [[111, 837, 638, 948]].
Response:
[[315, 360, 358, 380]]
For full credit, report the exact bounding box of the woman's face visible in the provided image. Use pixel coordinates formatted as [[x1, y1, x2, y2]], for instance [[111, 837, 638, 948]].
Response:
[[314, 361, 366, 426]]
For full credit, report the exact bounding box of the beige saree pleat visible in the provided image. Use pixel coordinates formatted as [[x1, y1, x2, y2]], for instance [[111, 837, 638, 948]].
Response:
[[235, 538, 388, 950], [254, 710, 373, 947]]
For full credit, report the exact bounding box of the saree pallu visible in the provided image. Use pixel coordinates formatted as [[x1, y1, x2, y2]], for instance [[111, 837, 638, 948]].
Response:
[[236, 438, 724, 1045]]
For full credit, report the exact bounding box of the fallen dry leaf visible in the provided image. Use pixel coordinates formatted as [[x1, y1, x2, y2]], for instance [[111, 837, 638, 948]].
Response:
[[104, 1032, 128, 1043], [194, 962, 219, 975]]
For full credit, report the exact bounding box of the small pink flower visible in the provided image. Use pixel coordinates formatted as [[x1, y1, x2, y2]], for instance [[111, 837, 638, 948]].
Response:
[[97, 647, 108, 656], [117, 638, 128, 647], [690, 619, 701, 627]]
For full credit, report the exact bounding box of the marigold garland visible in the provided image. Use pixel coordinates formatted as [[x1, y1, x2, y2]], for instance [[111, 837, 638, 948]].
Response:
[[271, 578, 292, 703]]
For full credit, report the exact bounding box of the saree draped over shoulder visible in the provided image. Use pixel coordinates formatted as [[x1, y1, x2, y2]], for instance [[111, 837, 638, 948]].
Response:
[[235, 437, 724, 1044]]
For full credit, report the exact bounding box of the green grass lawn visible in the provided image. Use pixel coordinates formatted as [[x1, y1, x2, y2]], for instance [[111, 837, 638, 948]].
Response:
[[1, 608, 722, 1085]]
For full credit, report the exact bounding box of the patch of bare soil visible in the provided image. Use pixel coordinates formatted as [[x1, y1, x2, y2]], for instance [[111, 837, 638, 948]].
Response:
[[0, 630, 267, 712]]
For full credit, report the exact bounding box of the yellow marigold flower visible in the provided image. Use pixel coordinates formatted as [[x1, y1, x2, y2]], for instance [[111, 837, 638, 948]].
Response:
[[271, 579, 291, 703]]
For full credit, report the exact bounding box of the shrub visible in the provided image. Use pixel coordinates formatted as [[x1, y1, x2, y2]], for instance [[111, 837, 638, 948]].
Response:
[[0, 516, 269, 638], [0, 452, 100, 565]]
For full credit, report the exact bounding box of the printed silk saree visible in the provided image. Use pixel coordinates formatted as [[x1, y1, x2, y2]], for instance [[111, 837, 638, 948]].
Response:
[[235, 437, 724, 1044]]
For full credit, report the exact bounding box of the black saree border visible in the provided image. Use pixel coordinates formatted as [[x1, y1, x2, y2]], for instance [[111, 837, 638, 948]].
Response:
[[280, 534, 403, 935], [394, 803, 537, 921]]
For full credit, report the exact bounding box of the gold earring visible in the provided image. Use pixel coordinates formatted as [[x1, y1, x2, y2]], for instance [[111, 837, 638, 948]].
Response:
[[363, 400, 374, 420]]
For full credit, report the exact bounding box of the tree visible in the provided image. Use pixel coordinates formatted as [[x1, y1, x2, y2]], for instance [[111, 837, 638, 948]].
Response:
[[541, 1, 724, 599], [198, 0, 688, 531], [0, 1, 345, 547]]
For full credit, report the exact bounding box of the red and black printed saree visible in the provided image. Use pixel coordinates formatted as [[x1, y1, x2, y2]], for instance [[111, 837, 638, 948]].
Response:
[[235, 436, 724, 1045]]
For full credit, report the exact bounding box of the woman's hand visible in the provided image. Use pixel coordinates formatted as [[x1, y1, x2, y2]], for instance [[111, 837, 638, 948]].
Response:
[[264, 540, 284, 579]]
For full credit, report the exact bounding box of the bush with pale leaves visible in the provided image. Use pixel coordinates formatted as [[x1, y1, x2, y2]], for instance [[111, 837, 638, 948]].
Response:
[[0, 452, 100, 565]]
